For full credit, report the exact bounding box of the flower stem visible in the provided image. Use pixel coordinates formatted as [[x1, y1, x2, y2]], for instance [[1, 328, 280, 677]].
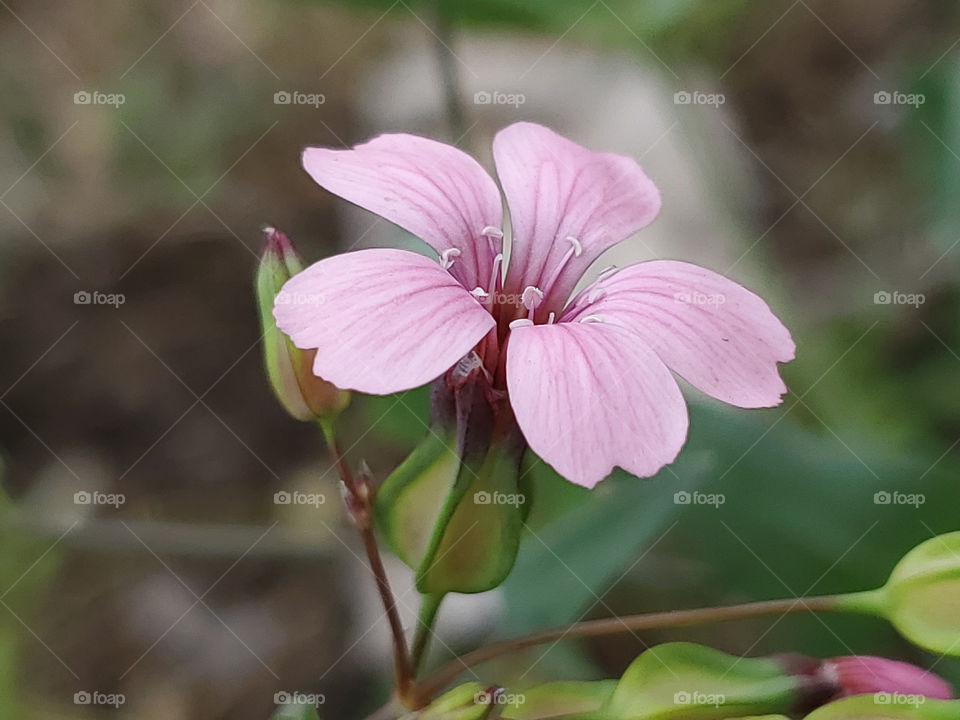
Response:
[[320, 421, 413, 698], [408, 594, 843, 707], [411, 593, 445, 676]]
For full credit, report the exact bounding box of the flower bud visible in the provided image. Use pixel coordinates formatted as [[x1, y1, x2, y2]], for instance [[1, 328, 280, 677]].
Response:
[[819, 656, 952, 700], [418, 683, 493, 720], [256, 228, 349, 422], [835, 531, 960, 656]]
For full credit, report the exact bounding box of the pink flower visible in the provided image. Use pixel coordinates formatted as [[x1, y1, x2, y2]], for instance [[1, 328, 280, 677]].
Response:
[[820, 656, 953, 700], [274, 122, 794, 488]]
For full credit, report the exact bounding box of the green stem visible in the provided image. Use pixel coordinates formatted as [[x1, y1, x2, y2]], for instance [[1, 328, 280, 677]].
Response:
[[830, 587, 887, 616], [319, 421, 413, 698], [411, 593, 445, 676], [408, 594, 854, 708]]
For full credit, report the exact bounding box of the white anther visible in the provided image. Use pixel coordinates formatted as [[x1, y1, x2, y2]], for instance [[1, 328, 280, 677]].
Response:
[[547, 312, 556, 325], [487, 253, 504, 296], [579, 315, 605, 324], [470, 287, 489, 301], [587, 287, 606, 304], [597, 264, 618, 281], [565, 236, 583, 257], [481, 226, 504, 239], [521, 286, 544, 312], [509, 318, 534, 329], [439, 248, 461, 270]]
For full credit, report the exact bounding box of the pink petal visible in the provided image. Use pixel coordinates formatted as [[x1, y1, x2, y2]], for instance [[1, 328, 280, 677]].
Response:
[[302, 134, 503, 290], [506, 322, 688, 487], [564, 261, 795, 408], [273, 248, 495, 395], [492, 123, 660, 312]]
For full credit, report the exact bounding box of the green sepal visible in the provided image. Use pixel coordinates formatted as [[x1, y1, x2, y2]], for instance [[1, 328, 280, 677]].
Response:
[[375, 423, 526, 595], [603, 642, 804, 719]]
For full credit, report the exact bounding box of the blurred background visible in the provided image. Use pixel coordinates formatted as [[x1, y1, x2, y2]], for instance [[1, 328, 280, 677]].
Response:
[[1, 0, 959, 717]]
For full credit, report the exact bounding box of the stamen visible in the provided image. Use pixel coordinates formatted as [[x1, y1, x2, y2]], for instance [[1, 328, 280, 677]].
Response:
[[487, 253, 504, 297], [439, 248, 461, 270], [547, 311, 556, 324], [521, 286, 544, 320], [539, 235, 584, 301], [509, 318, 534, 329], [579, 315, 605, 324], [586, 265, 619, 303], [470, 287, 489, 301], [481, 226, 504, 256]]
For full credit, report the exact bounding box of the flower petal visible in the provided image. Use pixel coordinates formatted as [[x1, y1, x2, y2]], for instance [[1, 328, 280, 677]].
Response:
[[506, 322, 688, 488], [274, 248, 495, 395], [302, 134, 503, 290], [564, 261, 795, 408], [493, 122, 660, 312]]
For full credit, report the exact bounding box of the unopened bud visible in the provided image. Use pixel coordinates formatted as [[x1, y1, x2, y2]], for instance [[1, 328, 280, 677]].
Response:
[[256, 228, 349, 422]]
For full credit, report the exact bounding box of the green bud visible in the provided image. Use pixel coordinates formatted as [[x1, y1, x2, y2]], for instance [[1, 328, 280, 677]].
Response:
[[834, 531, 960, 656], [803, 696, 960, 719], [603, 643, 820, 719], [256, 228, 349, 422]]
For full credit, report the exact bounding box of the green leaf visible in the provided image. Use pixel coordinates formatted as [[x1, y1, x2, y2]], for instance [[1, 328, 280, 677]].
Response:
[[603, 643, 801, 719]]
